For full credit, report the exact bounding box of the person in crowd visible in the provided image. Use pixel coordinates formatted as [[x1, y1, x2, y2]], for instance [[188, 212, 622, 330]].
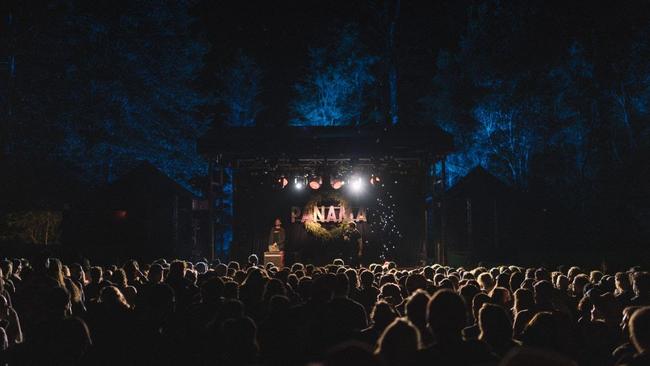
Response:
[[0, 295, 22, 346], [375, 318, 421, 366], [623, 306, 650, 365], [361, 301, 398, 346], [615, 272, 635, 308], [418, 289, 496, 365], [631, 272, 650, 306], [405, 289, 433, 346], [478, 303, 519, 357], [512, 288, 535, 315], [84, 266, 108, 302], [463, 292, 490, 340]]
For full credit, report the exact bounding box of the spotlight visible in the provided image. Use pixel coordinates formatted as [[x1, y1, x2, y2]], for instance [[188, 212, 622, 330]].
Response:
[[308, 175, 322, 190], [277, 176, 289, 189], [294, 176, 306, 190], [330, 174, 345, 190], [349, 176, 364, 193], [370, 174, 381, 185]]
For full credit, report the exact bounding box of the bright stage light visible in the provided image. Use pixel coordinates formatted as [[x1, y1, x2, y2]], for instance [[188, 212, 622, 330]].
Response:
[[349, 176, 364, 193], [294, 176, 306, 190], [370, 174, 380, 185], [308, 175, 322, 190]]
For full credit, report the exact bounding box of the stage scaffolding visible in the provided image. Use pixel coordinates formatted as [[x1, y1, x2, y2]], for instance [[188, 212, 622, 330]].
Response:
[[198, 124, 453, 265]]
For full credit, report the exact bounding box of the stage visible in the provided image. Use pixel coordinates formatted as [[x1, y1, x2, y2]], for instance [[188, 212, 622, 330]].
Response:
[[198, 125, 454, 265]]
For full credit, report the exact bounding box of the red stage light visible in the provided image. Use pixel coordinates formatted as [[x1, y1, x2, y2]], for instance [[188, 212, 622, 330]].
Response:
[[308, 176, 322, 190], [114, 210, 128, 219], [331, 178, 344, 190]]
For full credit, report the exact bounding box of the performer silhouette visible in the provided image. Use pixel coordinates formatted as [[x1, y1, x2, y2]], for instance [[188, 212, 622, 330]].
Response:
[[343, 222, 362, 265], [268, 218, 286, 252]]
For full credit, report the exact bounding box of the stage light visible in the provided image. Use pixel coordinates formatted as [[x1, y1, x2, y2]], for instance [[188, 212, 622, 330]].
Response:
[[294, 176, 306, 190], [277, 176, 289, 189], [330, 174, 345, 190], [308, 175, 322, 190], [370, 174, 381, 185], [349, 176, 364, 193]]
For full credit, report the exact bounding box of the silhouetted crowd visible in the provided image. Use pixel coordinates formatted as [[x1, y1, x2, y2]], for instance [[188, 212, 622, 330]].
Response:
[[0, 255, 650, 366]]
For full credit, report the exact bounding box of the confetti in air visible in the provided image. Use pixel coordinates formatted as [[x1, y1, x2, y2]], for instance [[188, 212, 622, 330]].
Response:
[[369, 191, 402, 261]]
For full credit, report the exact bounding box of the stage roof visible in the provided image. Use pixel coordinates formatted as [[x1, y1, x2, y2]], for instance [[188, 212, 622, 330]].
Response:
[[198, 125, 454, 162]]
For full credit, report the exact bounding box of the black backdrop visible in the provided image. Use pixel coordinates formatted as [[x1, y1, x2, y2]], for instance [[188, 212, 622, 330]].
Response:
[[231, 171, 425, 265]]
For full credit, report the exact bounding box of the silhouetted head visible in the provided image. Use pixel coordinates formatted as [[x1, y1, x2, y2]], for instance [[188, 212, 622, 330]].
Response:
[[521, 311, 570, 354], [370, 301, 398, 330], [148, 264, 164, 283], [513, 288, 535, 313], [509, 271, 524, 292], [406, 273, 427, 294], [472, 292, 491, 321], [479, 303, 512, 344], [168, 260, 187, 280], [89, 266, 103, 284], [379, 283, 402, 306], [375, 318, 421, 364], [99, 286, 130, 310], [572, 274, 589, 297], [534, 280, 554, 308], [406, 289, 430, 329], [334, 272, 351, 297], [427, 289, 467, 341], [263, 278, 286, 301], [478, 273, 494, 292], [633, 272, 650, 297], [630, 306, 650, 353], [490, 287, 512, 308], [201, 277, 225, 303]]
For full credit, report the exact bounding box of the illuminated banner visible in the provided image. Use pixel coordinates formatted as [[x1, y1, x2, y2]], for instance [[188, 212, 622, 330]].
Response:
[[291, 206, 367, 223]]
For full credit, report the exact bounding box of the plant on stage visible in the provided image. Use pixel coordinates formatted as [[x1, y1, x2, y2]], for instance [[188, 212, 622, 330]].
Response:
[[303, 192, 351, 241]]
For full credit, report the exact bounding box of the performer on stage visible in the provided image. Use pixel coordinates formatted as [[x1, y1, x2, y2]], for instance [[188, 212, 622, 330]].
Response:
[[343, 222, 363, 265], [268, 218, 286, 252]]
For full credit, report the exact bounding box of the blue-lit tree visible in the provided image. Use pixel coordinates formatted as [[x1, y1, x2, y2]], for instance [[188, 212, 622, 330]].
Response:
[[218, 50, 262, 127], [55, 0, 211, 191], [291, 25, 378, 126], [546, 42, 596, 184]]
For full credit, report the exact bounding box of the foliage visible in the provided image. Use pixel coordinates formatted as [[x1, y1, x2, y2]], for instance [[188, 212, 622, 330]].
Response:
[[0, 211, 62, 245], [302, 192, 350, 241], [420, 0, 650, 191], [6, 0, 211, 192], [291, 25, 378, 126], [218, 50, 263, 127]]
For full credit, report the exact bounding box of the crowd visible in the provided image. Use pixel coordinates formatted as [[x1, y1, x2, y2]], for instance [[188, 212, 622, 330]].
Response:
[[0, 254, 649, 365]]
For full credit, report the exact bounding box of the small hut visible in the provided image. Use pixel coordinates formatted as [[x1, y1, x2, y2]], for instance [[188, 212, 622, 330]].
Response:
[[446, 167, 535, 265], [63, 162, 195, 262]]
